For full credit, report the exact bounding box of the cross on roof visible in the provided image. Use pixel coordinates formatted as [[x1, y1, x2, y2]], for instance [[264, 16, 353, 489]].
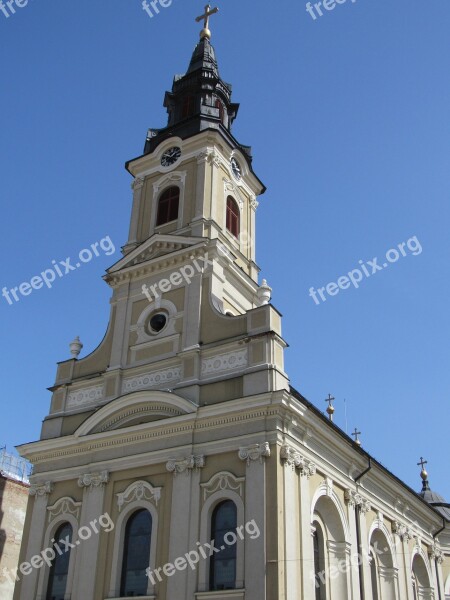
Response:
[[324, 394, 335, 421], [195, 4, 219, 39], [352, 428, 361, 445], [417, 457, 428, 470]]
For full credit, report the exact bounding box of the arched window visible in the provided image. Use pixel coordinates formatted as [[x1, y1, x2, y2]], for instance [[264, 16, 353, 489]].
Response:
[[46, 522, 73, 600], [120, 509, 152, 597], [313, 523, 326, 600], [209, 500, 237, 591], [181, 96, 195, 119], [156, 186, 179, 226], [226, 196, 240, 238], [215, 99, 224, 122]]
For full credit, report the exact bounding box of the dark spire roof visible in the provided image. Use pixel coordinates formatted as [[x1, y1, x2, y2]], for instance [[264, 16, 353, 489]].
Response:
[[418, 466, 450, 520], [186, 37, 219, 77], [142, 36, 251, 163]]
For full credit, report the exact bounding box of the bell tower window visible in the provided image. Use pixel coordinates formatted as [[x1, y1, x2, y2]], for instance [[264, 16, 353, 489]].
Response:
[[226, 196, 240, 238], [181, 96, 195, 119], [215, 99, 224, 122], [156, 186, 180, 226]]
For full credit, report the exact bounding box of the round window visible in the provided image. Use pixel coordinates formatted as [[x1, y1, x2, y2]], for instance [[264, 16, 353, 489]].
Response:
[[147, 312, 168, 334]]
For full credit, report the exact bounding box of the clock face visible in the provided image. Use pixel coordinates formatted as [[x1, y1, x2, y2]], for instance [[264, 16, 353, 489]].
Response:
[[161, 146, 181, 167], [231, 157, 241, 180]]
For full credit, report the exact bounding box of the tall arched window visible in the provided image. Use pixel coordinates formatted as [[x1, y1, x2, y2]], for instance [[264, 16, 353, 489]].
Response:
[[215, 99, 224, 123], [120, 509, 152, 597], [181, 96, 195, 119], [156, 186, 180, 226], [226, 196, 240, 238], [313, 523, 326, 600], [210, 500, 237, 591], [46, 522, 73, 600]]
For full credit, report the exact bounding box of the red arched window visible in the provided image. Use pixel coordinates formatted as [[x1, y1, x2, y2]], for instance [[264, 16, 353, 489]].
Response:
[[215, 99, 224, 122], [226, 196, 240, 238], [156, 186, 180, 226], [181, 96, 195, 119]]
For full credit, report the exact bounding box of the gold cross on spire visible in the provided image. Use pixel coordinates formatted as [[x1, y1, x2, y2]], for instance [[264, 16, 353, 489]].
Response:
[[195, 4, 219, 40]]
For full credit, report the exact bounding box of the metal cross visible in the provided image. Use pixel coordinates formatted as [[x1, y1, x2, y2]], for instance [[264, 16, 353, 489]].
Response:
[[324, 394, 335, 421], [352, 428, 361, 445], [195, 4, 219, 31], [417, 457, 428, 470]]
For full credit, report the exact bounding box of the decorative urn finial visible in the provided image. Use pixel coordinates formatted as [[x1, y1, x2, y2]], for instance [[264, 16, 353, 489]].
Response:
[[69, 336, 83, 359], [256, 279, 272, 306]]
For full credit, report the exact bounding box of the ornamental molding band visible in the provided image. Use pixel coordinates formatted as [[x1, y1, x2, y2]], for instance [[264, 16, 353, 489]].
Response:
[[78, 470, 109, 490], [280, 445, 316, 477], [47, 497, 82, 522], [239, 442, 271, 466], [117, 480, 162, 511], [201, 349, 248, 377], [121, 367, 182, 394], [66, 384, 103, 409], [345, 489, 372, 514], [29, 481, 53, 497], [391, 520, 415, 541], [428, 543, 444, 564], [166, 455, 205, 476], [201, 471, 245, 501]]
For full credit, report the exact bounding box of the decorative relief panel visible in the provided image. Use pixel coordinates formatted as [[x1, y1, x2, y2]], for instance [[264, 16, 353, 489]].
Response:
[[66, 385, 103, 409], [238, 442, 270, 466], [117, 481, 162, 511], [47, 497, 82, 522], [201, 471, 245, 501], [166, 455, 205, 476], [201, 349, 248, 377], [121, 367, 182, 394]]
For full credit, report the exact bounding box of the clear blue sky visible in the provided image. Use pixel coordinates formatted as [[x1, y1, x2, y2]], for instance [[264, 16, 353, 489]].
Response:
[[0, 0, 448, 499]]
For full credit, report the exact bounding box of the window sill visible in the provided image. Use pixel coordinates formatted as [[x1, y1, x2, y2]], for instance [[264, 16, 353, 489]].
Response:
[[106, 596, 156, 600], [195, 590, 245, 600]]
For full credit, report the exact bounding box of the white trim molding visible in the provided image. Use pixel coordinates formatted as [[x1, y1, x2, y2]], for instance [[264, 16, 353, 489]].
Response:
[[117, 480, 162, 511], [201, 471, 245, 501]]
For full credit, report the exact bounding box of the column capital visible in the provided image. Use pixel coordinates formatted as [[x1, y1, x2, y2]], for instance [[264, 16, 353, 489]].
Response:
[[29, 481, 53, 497], [78, 470, 109, 490], [166, 454, 205, 476], [345, 488, 371, 513], [239, 442, 270, 466], [392, 520, 414, 542], [429, 543, 444, 564], [280, 444, 316, 477], [131, 177, 145, 190]]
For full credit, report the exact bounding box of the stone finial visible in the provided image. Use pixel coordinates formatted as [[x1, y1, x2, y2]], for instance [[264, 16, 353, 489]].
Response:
[[69, 336, 83, 358], [256, 279, 272, 306]]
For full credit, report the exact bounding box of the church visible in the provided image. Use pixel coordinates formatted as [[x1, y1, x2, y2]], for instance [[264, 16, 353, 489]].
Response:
[[13, 5, 449, 600]]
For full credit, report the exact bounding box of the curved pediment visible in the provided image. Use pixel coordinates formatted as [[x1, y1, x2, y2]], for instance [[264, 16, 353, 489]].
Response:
[[75, 390, 197, 437]]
